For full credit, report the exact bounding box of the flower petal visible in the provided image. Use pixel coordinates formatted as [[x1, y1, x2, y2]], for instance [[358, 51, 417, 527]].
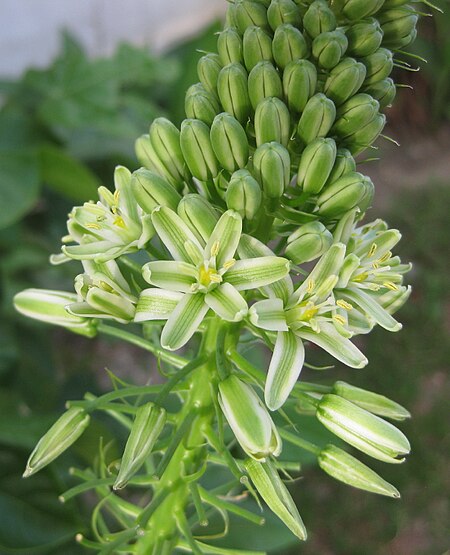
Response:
[[205, 283, 248, 322], [340, 288, 402, 332], [249, 299, 288, 332], [205, 210, 242, 268], [161, 293, 209, 350], [225, 257, 290, 291], [142, 261, 197, 292], [135, 289, 183, 322]]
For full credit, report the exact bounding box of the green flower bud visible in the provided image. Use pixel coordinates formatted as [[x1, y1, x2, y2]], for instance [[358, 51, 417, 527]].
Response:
[[342, 113, 386, 155], [318, 445, 401, 497], [248, 61, 283, 110], [285, 221, 333, 264], [323, 58, 367, 105], [267, 0, 302, 30], [177, 194, 219, 244], [253, 141, 291, 198], [135, 134, 182, 189], [149, 118, 190, 186], [233, 0, 270, 35], [297, 93, 336, 145], [297, 138, 337, 194], [255, 97, 291, 147], [325, 148, 356, 186], [185, 83, 221, 126], [332, 381, 411, 421], [226, 169, 262, 219], [312, 30, 348, 70], [23, 407, 90, 477], [342, 0, 385, 21], [217, 63, 252, 123], [303, 0, 337, 39], [316, 394, 410, 464], [218, 375, 282, 461], [378, 6, 418, 49], [217, 27, 243, 65], [131, 169, 181, 214], [180, 119, 219, 181], [357, 174, 375, 212], [346, 18, 384, 58], [210, 112, 249, 172], [317, 171, 369, 218], [272, 24, 308, 69], [332, 93, 380, 137], [362, 48, 394, 86], [114, 403, 166, 490], [243, 26, 273, 71], [197, 53, 222, 96], [283, 59, 317, 113], [364, 77, 396, 109], [383, 0, 409, 6], [14, 289, 97, 337]]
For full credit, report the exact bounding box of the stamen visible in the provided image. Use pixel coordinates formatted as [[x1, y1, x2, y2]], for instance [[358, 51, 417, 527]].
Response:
[[333, 315, 346, 326], [337, 300, 353, 311], [307, 279, 315, 294], [222, 259, 236, 270], [190, 283, 199, 292], [209, 274, 222, 284], [383, 282, 399, 291], [86, 223, 101, 230], [368, 243, 378, 257], [113, 190, 121, 205], [211, 241, 220, 257], [378, 251, 392, 264], [372, 261, 380, 270]]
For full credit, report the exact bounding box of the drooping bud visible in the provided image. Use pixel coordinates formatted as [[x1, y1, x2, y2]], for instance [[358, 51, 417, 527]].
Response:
[[177, 194, 219, 245], [233, 0, 270, 35], [378, 5, 418, 50], [272, 24, 308, 69], [363, 78, 396, 109], [23, 407, 90, 477], [342, 0, 385, 21], [149, 118, 190, 186], [218, 375, 282, 461], [180, 119, 219, 181], [267, 0, 302, 31], [285, 221, 333, 264], [361, 48, 394, 86], [297, 93, 336, 145], [226, 169, 262, 219], [316, 394, 410, 464], [210, 112, 249, 172], [312, 30, 348, 69], [317, 171, 371, 219], [255, 97, 291, 147], [303, 0, 336, 39], [114, 403, 166, 490], [297, 138, 337, 194], [346, 18, 384, 57], [283, 60, 317, 113], [217, 27, 243, 66], [332, 93, 381, 137], [318, 445, 401, 497], [217, 63, 252, 123], [131, 169, 181, 214], [341, 113, 386, 155], [197, 53, 222, 96], [248, 61, 283, 110], [185, 83, 221, 126], [323, 58, 367, 106], [325, 148, 356, 186], [253, 142, 291, 199], [243, 26, 273, 71]]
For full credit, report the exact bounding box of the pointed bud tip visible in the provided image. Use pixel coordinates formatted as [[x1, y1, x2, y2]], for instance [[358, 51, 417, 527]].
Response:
[[22, 466, 34, 478]]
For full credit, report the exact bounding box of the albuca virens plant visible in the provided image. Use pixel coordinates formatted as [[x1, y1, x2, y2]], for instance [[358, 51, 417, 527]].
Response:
[[14, 0, 433, 552]]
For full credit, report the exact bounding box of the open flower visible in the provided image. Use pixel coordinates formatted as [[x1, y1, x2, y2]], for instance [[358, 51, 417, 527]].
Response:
[[136, 207, 290, 351]]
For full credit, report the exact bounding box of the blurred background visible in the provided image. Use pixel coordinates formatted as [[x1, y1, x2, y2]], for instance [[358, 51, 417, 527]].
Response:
[[0, 1, 448, 554]]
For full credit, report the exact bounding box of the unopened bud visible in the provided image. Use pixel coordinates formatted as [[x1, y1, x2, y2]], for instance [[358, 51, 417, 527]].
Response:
[[210, 112, 249, 172], [283, 59, 317, 113], [217, 27, 243, 66], [217, 63, 252, 123], [378, 6, 418, 49], [325, 148, 356, 186], [332, 93, 381, 137], [297, 138, 337, 194], [185, 83, 220, 126], [362, 48, 394, 86], [272, 24, 308, 69], [342, 0, 385, 21], [342, 113, 386, 155], [303, 0, 336, 39], [131, 169, 181, 214], [323, 58, 367, 106], [346, 18, 384, 57], [233, 0, 270, 35], [312, 30, 348, 69], [180, 119, 219, 181], [286, 222, 333, 264], [178, 194, 219, 244], [135, 135, 181, 189], [226, 169, 262, 219], [255, 97, 291, 147], [197, 53, 222, 96], [149, 118, 190, 186], [243, 26, 273, 71], [267, 0, 302, 31], [363, 77, 396, 109], [248, 61, 283, 110], [317, 171, 369, 219], [297, 93, 336, 145], [253, 142, 291, 199]]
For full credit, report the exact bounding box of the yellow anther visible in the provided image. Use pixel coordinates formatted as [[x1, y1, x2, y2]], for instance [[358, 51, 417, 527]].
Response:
[[210, 274, 223, 284], [378, 251, 392, 264], [383, 282, 399, 291], [368, 243, 378, 257], [99, 281, 115, 293], [113, 190, 121, 204], [198, 264, 222, 287], [211, 241, 220, 257], [301, 303, 318, 321], [222, 259, 236, 271], [352, 272, 369, 283], [307, 279, 315, 294], [333, 315, 346, 326], [337, 300, 353, 311], [86, 223, 101, 230], [113, 216, 126, 229], [372, 261, 380, 270]]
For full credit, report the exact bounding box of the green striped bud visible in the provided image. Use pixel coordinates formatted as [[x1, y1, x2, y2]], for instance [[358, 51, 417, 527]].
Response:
[[357, 175, 375, 213], [197, 53, 222, 96], [285, 221, 333, 264], [210, 112, 249, 172], [332, 381, 411, 421], [217, 63, 251, 123], [346, 18, 384, 58], [316, 394, 410, 464], [378, 6, 418, 49], [255, 97, 291, 147], [226, 169, 262, 219], [297, 93, 336, 145], [325, 148, 356, 186], [323, 58, 367, 105], [318, 445, 401, 497], [135, 135, 182, 189], [303, 0, 336, 39], [248, 61, 283, 110], [23, 407, 90, 477], [131, 169, 181, 214], [185, 83, 220, 126], [283, 59, 317, 113], [114, 403, 166, 490], [180, 119, 219, 181], [312, 30, 348, 69], [272, 24, 308, 69], [243, 26, 273, 71], [317, 171, 370, 218], [149, 118, 190, 184], [217, 27, 243, 65], [362, 48, 394, 86], [218, 375, 282, 461], [178, 194, 219, 244], [233, 0, 270, 35], [267, 0, 302, 30], [297, 138, 337, 194], [342, 112, 386, 155], [253, 141, 291, 199], [364, 77, 396, 109], [342, 0, 385, 21], [332, 93, 380, 137]]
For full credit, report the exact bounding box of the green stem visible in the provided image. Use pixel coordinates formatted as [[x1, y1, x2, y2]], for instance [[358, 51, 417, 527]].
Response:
[[155, 355, 209, 405], [278, 428, 321, 456]]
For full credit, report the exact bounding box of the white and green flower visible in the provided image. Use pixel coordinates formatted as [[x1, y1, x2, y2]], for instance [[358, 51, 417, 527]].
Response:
[[136, 206, 290, 351]]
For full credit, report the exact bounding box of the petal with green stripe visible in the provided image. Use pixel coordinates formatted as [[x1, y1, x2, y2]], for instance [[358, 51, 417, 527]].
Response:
[[135, 289, 183, 322], [142, 261, 197, 292], [205, 283, 248, 322], [161, 293, 209, 350], [225, 257, 290, 291]]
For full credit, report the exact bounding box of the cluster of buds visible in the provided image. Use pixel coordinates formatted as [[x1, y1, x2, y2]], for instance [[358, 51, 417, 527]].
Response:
[[13, 0, 424, 551]]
